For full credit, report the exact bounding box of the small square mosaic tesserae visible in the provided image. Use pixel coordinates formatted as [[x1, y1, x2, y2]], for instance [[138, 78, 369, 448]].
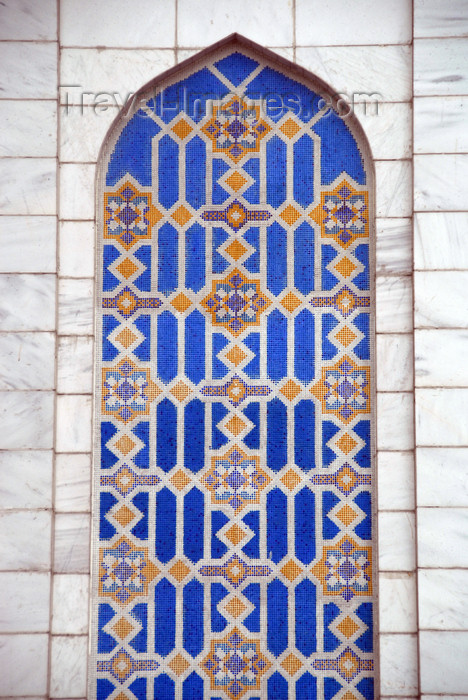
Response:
[[92, 35, 375, 700]]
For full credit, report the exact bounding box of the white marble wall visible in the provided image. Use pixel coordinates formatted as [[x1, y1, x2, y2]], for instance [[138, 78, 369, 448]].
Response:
[[0, 0, 466, 697]]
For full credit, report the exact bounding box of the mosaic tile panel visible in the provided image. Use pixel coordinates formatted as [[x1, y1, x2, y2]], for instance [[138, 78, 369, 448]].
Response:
[[91, 37, 376, 700]]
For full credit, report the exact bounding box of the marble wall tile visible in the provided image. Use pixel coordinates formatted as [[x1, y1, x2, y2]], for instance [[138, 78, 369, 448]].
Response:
[[0, 100, 57, 158], [0, 0, 57, 40], [418, 507, 468, 568], [376, 218, 412, 276], [50, 635, 87, 698], [414, 0, 468, 38], [0, 634, 48, 695], [378, 451, 415, 511], [379, 511, 416, 572], [414, 154, 468, 211], [0, 274, 55, 331], [0, 391, 54, 449], [377, 392, 414, 452], [55, 454, 91, 513], [56, 395, 92, 453], [296, 46, 412, 103], [60, 105, 118, 163], [422, 696, 468, 700], [375, 160, 412, 217], [416, 388, 468, 446], [53, 513, 90, 574], [58, 278, 94, 336], [417, 447, 468, 507], [60, 163, 95, 220], [0, 216, 56, 273], [419, 569, 468, 631], [52, 575, 89, 634], [57, 336, 93, 394], [379, 572, 417, 632], [61, 0, 175, 47], [0, 572, 50, 632], [60, 49, 175, 106], [0, 510, 51, 571], [0, 332, 55, 390], [358, 102, 412, 161], [178, 0, 292, 47], [377, 334, 413, 392], [380, 633, 418, 696], [0, 158, 56, 216], [376, 277, 413, 334], [0, 451, 52, 510], [420, 631, 468, 693], [415, 213, 468, 270], [296, 0, 411, 46], [59, 221, 95, 278], [414, 96, 468, 154], [0, 42, 57, 99], [414, 38, 468, 96], [415, 272, 468, 329], [416, 329, 468, 387]]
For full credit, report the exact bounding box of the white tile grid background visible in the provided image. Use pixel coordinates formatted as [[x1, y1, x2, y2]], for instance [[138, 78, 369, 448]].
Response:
[[0, 0, 466, 697]]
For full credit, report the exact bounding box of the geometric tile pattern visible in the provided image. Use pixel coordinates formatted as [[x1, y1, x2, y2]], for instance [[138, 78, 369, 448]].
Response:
[[91, 37, 375, 699]]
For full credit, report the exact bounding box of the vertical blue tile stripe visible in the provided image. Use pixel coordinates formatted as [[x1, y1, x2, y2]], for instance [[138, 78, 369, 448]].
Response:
[[157, 399, 177, 472], [294, 400, 315, 471], [268, 672, 289, 699], [158, 134, 179, 207], [293, 134, 314, 207], [185, 223, 205, 293], [295, 487, 315, 564], [158, 222, 178, 296], [157, 311, 178, 383], [155, 488, 176, 563], [184, 399, 205, 473], [294, 221, 315, 294], [185, 310, 205, 383], [267, 579, 288, 656], [267, 398, 287, 472], [266, 135, 287, 207], [267, 222, 287, 296], [154, 578, 175, 655], [295, 309, 315, 383], [267, 488, 287, 563], [183, 580, 204, 657], [184, 487, 204, 562], [185, 135, 206, 208], [296, 673, 317, 699], [267, 310, 287, 382], [295, 579, 316, 655], [153, 674, 174, 699]]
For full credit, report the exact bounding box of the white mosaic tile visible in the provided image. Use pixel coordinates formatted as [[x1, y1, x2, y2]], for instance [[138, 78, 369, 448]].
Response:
[[415, 271, 468, 329], [0, 42, 57, 99], [53, 513, 90, 574], [380, 633, 418, 696], [50, 635, 88, 698], [52, 575, 89, 634], [59, 221, 95, 278], [376, 276, 413, 333], [0, 391, 54, 449], [0, 634, 48, 695], [0, 216, 56, 273], [416, 329, 468, 387], [416, 388, 468, 447], [377, 334, 413, 392], [415, 212, 468, 270], [58, 278, 94, 336], [60, 0, 175, 47], [296, 45, 412, 103], [415, 154, 468, 211], [0, 274, 56, 331], [0, 510, 51, 571], [0, 332, 55, 390], [0, 158, 56, 216], [0, 572, 50, 632], [414, 96, 468, 154], [420, 631, 468, 694], [379, 511, 416, 572], [414, 38, 468, 96], [377, 392, 414, 452], [60, 163, 95, 220], [417, 447, 468, 507], [418, 507, 468, 568], [55, 454, 91, 513], [379, 572, 417, 633], [0, 451, 52, 510], [419, 569, 468, 631], [375, 160, 412, 217], [378, 451, 415, 512], [0, 100, 57, 157], [56, 394, 92, 453], [57, 336, 93, 394], [376, 218, 412, 276]]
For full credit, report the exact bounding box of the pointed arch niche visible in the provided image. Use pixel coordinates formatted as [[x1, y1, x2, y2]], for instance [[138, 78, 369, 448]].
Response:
[[91, 35, 377, 699]]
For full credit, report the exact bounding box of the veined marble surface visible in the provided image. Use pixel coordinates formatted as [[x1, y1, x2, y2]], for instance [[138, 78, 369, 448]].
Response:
[[380, 573, 417, 633], [414, 154, 468, 211], [376, 218, 412, 276], [0, 42, 57, 99], [416, 388, 468, 446], [52, 575, 89, 634], [0, 634, 49, 695], [50, 635, 87, 698], [414, 0, 468, 38], [414, 38, 468, 96], [416, 329, 468, 387], [0, 274, 55, 331], [0, 159, 56, 216], [0, 451, 52, 510], [415, 213, 468, 270], [0, 0, 57, 40], [419, 569, 468, 630], [53, 513, 90, 574], [420, 632, 468, 693], [0, 100, 57, 158], [415, 271, 468, 328], [417, 447, 468, 507], [0, 391, 54, 449], [378, 451, 415, 511], [0, 216, 56, 273], [56, 394, 92, 453], [0, 332, 55, 390], [0, 572, 50, 632], [414, 96, 468, 154], [380, 634, 418, 696], [59, 221, 95, 278], [58, 278, 94, 336], [379, 511, 416, 571]]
